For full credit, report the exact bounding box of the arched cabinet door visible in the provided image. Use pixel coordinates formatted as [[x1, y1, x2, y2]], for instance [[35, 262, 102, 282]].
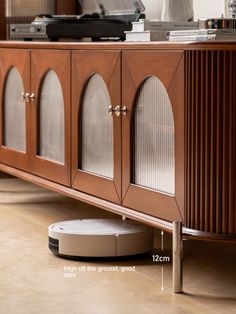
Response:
[[71, 51, 121, 203], [30, 50, 71, 186], [122, 51, 185, 222], [0, 49, 30, 171]]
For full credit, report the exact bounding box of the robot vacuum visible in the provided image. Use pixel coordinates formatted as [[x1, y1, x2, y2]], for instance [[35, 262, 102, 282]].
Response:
[[48, 219, 153, 258]]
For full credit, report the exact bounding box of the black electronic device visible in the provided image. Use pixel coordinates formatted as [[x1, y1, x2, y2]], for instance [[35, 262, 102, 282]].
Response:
[[10, 0, 145, 41]]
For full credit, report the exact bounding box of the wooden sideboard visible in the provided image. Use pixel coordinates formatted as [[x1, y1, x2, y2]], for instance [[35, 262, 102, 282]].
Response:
[[0, 41, 235, 244]]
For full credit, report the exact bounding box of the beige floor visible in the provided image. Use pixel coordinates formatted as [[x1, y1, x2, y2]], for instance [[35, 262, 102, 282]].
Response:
[[0, 176, 236, 314]]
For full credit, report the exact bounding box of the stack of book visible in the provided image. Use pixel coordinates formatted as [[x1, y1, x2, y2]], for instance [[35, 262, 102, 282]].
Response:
[[125, 19, 198, 42], [125, 19, 236, 42], [167, 29, 216, 41], [167, 29, 236, 41]]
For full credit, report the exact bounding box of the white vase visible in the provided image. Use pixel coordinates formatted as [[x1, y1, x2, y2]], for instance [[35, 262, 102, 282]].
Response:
[[161, 0, 194, 21]]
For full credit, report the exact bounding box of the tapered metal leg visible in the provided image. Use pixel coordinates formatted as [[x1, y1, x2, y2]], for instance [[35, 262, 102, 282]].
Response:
[[172, 221, 183, 293]]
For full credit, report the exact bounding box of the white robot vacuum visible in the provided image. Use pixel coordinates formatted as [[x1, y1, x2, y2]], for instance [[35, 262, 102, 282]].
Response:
[[48, 219, 153, 258]]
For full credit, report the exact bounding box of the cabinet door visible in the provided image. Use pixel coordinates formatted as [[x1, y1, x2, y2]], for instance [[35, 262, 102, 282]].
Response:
[[122, 51, 184, 222], [30, 50, 70, 186], [71, 51, 121, 203], [0, 49, 30, 171]]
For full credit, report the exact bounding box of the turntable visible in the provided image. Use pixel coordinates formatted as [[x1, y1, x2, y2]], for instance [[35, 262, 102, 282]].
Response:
[[10, 0, 145, 41]]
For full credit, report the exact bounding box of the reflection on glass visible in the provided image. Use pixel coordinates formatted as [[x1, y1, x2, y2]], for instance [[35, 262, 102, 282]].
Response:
[[134, 76, 175, 195], [81, 74, 114, 178], [39, 70, 65, 164], [4, 67, 26, 151]]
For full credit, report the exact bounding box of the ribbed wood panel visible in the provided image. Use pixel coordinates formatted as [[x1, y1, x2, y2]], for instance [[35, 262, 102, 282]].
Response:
[[185, 50, 236, 235]]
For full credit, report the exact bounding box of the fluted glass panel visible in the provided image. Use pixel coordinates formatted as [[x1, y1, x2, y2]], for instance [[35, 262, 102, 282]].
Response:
[[134, 76, 175, 195], [4, 67, 26, 151], [81, 74, 113, 178], [39, 70, 64, 164]]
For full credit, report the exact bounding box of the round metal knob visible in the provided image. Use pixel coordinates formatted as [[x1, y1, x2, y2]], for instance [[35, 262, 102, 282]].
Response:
[[121, 106, 128, 116], [21, 92, 30, 102], [108, 105, 113, 116], [29, 93, 36, 101], [108, 105, 121, 117]]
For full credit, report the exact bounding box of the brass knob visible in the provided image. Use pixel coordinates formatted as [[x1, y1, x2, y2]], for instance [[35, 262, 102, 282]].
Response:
[[108, 105, 114, 116], [108, 105, 121, 117], [108, 106, 128, 117], [121, 106, 128, 116], [21, 92, 30, 102], [29, 93, 36, 101], [114, 105, 121, 117]]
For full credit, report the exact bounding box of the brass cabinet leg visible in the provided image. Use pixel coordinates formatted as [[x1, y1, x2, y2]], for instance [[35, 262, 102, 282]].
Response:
[[172, 221, 183, 293]]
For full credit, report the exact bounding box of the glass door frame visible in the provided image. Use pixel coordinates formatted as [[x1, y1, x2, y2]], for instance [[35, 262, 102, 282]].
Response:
[[71, 50, 121, 204], [30, 49, 71, 186], [121, 51, 185, 222], [0, 49, 31, 171]]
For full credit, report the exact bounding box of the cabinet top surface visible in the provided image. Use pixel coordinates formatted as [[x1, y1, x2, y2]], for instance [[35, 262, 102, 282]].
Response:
[[1, 40, 236, 51]]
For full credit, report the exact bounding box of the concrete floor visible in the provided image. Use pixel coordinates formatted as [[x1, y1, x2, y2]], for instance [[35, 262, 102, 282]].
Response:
[[0, 176, 236, 314]]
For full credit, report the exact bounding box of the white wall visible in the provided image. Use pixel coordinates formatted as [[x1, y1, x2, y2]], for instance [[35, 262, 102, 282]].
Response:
[[143, 0, 226, 20], [193, 0, 225, 19], [141, 0, 163, 20]]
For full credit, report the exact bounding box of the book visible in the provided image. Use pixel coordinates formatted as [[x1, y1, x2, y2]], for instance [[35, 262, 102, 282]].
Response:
[[215, 36, 236, 41], [168, 29, 236, 42], [167, 34, 216, 42], [215, 29, 236, 40], [125, 30, 168, 42], [131, 20, 198, 32], [167, 29, 215, 36]]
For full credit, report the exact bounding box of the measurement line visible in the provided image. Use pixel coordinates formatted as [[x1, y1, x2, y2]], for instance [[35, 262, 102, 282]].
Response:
[[161, 230, 164, 251], [161, 231, 164, 291], [161, 266, 164, 292]]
